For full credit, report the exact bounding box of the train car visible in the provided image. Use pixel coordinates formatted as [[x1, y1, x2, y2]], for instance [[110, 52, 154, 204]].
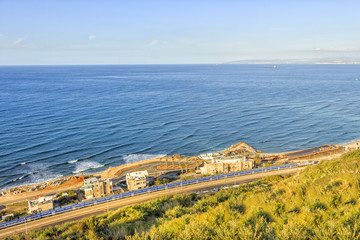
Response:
[[0, 163, 302, 230]]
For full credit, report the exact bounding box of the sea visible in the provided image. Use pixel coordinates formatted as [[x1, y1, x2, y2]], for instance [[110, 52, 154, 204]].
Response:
[[0, 64, 359, 190]]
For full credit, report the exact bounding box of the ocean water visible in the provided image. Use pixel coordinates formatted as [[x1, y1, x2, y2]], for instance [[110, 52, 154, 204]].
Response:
[[0, 64, 359, 189]]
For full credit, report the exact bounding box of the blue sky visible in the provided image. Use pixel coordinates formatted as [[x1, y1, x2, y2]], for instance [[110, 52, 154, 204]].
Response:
[[1, 0, 360, 65]]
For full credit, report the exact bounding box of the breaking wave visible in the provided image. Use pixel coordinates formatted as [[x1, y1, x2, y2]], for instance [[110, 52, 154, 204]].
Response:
[[68, 159, 78, 164], [73, 161, 104, 174]]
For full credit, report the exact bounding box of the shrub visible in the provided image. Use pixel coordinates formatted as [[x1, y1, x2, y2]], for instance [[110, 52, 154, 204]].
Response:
[[246, 208, 273, 226], [310, 200, 327, 212], [83, 216, 105, 232], [275, 203, 286, 216], [7, 150, 360, 240], [330, 194, 342, 208]]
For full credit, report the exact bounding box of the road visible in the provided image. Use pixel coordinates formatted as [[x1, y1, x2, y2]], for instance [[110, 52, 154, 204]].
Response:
[[0, 167, 303, 238]]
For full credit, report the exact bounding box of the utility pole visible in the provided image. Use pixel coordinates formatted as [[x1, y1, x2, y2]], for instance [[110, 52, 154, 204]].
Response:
[[106, 197, 109, 213], [25, 218, 28, 234]]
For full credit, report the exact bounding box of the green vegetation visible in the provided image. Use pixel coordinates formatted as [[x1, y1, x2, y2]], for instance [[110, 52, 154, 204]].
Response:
[[180, 176, 193, 181], [1, 202, 28, 221], [1, 209, 28, 222], [55, 190, 80, 206], [12, 209, 27, 220], [56, 190, 77, 198], [254, 154, 262, 166], [6, 150, 360, 239], [154, 178, 169, 186]]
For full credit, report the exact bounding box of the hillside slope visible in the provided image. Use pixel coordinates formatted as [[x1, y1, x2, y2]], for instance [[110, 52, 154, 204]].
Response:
[[7, 150, 360, 240]]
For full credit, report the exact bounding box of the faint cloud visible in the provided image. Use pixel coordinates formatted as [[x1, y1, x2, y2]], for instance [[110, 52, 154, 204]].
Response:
[[314, 47, 360, 52], [0, 36, 31, 49], [13, 37, 28, 45], [88, 35, 97, 40], [149, 40, 158, 45]]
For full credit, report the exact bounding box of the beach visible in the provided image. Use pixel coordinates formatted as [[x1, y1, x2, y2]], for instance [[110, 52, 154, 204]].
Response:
[[1, 140, 359, 207]]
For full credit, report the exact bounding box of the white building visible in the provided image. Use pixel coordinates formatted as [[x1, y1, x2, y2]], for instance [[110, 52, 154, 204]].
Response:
[[126, 170, 149, 191], [28, 195, 56, 213], [214, 156, 247, 164], [200, 157, 254, 175], [199, 152, 218, 160], [83, 178, 113, 199]]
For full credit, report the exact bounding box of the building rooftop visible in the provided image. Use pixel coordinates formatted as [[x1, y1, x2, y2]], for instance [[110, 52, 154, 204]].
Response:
[[84, 177, 112, 186], [126, 170, 149, 180], [29, 198, 54, 207], [84, 177, 99, 185]]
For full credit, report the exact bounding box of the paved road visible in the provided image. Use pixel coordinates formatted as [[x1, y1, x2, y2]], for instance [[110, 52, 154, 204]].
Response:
[[0, 167, 303, 238]]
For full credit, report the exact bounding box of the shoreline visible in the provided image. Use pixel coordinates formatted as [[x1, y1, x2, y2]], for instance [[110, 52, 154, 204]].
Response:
[[1, 140, 359, 204]]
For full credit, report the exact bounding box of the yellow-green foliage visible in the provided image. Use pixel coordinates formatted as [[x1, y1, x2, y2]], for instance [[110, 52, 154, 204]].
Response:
[[7, 150, 360, 240]]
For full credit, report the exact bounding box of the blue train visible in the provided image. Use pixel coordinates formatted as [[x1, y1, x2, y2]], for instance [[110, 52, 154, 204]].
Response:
[[0, 163, 298, 229]]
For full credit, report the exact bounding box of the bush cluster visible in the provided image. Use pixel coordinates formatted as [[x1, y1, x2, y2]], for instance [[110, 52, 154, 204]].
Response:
[[7, 150, 360, 240]]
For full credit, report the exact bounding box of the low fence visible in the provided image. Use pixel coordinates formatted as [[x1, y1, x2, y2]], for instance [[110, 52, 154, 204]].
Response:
[[0, 163, 298, 230]]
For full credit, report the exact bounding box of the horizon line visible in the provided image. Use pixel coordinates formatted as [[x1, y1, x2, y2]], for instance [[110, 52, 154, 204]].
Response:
[[1, 63, 360, 67]]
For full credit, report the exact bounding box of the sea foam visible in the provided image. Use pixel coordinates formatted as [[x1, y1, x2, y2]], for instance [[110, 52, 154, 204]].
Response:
[[2, 65, 360, 190], [73, 161, 104, 174], [68, 159, 78, 164]]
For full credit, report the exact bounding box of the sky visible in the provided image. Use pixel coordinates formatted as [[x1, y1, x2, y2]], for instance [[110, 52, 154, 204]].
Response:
[[0, 0, 360, 65]]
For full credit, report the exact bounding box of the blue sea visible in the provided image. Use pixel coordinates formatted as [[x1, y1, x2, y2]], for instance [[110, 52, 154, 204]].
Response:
[[0, 64, 359, 190]]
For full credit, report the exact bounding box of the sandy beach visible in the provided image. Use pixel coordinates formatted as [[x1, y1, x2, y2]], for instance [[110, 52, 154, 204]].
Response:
[[1, 140, 359, 206]]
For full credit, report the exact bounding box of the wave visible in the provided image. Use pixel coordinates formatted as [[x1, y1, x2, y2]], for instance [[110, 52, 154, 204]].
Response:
[[96, 75, 129, 79], [68, 159, 78, 164], [12, 174, 63, 190], [2, 164, 64, 190], [2, 65, 360, 189], [123, 154, 166, 164], [72, 161, 105, 174], [12, 175, 26, 182], [316, 103, 331, 111], [0, 142, 50, 158]]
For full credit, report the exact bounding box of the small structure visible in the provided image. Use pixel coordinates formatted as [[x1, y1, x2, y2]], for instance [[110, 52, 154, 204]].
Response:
[[28, 195, 55, 213], [200, 157, 254, 175], [126, 170, 149, 191], [113, 185, 125, 193], [199, 152, 218, 160], [83, 178, 113, 199], [2, 214, 14, 221]]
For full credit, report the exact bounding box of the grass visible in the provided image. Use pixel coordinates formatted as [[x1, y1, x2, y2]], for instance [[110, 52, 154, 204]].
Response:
[[6, 149, 360, 239]]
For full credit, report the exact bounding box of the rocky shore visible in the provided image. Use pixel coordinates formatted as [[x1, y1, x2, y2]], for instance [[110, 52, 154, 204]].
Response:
[[1, 140, 359, 206]]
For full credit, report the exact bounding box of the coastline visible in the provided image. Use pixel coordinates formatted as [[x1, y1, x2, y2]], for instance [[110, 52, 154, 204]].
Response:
[[1, 140, 359, 205]]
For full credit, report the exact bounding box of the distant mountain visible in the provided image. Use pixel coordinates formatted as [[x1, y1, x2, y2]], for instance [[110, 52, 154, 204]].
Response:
[[223, 57, 360, 64]]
